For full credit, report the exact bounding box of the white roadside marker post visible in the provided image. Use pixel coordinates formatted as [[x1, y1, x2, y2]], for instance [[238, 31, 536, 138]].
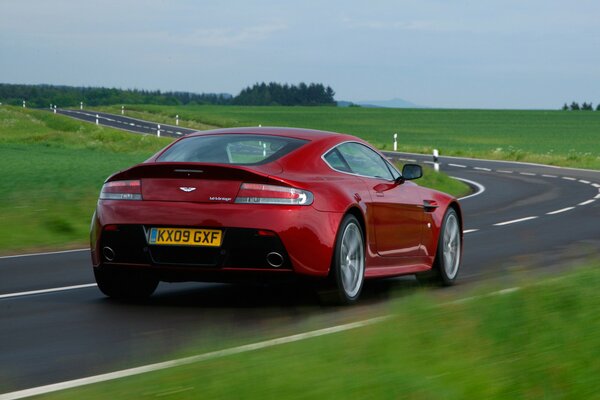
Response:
[[96, 114, 99, 125], [157, 124, 161, 137], [50, 104, 53, 110], [433, 149, 440, 172], [176, 115, 179, 126], [393, 133, 397, 151], [121, 105, 124, 115], [23, 100, 26, 108], [80, 102, 83, 110], [53, 105, 57, 114]]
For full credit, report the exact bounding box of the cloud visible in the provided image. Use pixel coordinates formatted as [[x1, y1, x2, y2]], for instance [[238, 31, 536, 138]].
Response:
[[176, 23, 288, 47]]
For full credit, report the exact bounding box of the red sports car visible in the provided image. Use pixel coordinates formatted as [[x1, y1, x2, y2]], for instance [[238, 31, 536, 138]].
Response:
[[90, 127, 463, 304]]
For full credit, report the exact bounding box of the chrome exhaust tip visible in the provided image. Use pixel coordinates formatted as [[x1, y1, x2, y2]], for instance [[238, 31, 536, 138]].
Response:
[[102, 246, 116, 262], [266, 252, 284, 268]]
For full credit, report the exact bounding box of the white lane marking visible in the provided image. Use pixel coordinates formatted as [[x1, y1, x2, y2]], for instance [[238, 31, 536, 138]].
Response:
[[452, 177, 486, 201], [448, 163, 467, 168], [579, 180, 591, 184], [473, 167, 491, 171], [176, 132, 183, 135], [593, 183, 600, 188], [519, 172, 536, 176], [542, 174, 557, 178], [496, 170, 513, 174], [423, 161, 434, 164], [494, 216, 538, 226], [562, 177, 576, 181], [463, 229, 479, 234], [129, 123, 135, 126], [0, 316, 389, 400], [546, 207, 575, 215], [0, 284, 97, 300], [578, 199, 595, 206], [0, 248, 88, 260], [387, 150, 600, 173], [595, 194, 600, 199]]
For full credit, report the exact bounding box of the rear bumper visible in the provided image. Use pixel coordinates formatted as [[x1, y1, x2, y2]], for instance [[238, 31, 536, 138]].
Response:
[[91, 200, 343, 278]]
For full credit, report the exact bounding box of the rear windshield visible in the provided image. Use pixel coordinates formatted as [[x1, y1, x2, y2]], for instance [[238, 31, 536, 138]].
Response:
[[157, 134, 308, 165]]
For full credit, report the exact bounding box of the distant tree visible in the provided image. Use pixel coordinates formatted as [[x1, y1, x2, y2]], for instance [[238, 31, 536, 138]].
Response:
[[597, 104, 600, 111], [232, 82, 336, 106], [561, 103, 569, 110], [581, 102, 593, 111], [570, 101, 580, 111]]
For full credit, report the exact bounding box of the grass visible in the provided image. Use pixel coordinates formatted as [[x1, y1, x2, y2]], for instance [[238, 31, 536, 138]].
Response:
[[0, 106, 467, 254], [99, 104, 600, 170], [0, 106, 171, 253], [32, 261, 600, 399]]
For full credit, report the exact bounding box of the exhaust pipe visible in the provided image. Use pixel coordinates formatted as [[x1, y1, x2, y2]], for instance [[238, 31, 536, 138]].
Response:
[[102, 246, 116, 262], [266, 252, 284, 268]]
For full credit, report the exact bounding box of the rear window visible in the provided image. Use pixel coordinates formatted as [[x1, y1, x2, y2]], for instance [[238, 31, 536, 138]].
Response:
[[157, 134, 308, 165]]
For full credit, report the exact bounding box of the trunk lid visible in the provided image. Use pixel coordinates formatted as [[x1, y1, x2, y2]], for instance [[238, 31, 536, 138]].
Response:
[[108, 162, 281, 203]]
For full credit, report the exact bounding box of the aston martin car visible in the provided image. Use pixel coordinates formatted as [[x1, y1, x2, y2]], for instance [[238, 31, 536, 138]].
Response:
[[90, 127, 463, 304]]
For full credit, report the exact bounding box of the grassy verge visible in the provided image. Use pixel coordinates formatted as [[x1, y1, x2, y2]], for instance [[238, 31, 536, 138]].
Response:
[[0, 106, 171, 254], [98, 104, 600, 170], [0, 107, 466, 254], [35, 261, 600, 399]]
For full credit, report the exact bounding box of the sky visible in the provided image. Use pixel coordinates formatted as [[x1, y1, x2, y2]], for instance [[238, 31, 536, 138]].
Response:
[[1, 0, 599, 109]]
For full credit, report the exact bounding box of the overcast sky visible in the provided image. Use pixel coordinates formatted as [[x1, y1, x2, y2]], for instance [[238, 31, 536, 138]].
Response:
[[1, 0, 599, 109]]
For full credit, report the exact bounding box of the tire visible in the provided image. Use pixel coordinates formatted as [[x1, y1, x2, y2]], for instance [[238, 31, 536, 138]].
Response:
[[318, 214, 365, 305], [417, 208, 462, 286], [94, 267, 159, 300]]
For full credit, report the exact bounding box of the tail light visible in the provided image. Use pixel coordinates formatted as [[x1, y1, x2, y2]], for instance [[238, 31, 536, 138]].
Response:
[[100, 180, 142, 200], [235, 183, 313, 205]]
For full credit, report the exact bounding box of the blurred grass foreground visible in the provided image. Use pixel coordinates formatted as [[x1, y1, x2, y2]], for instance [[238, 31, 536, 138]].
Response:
[[35, 261, 600, 399]]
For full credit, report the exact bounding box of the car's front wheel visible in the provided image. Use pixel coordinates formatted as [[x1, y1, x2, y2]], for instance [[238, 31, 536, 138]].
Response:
[[94, 267, 159, 300], [318, 214, 365, 305], [417, 208, 461, 286]]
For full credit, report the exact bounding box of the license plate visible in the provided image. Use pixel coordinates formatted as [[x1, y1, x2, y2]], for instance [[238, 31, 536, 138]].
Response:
[[148, 227, 222, 247]]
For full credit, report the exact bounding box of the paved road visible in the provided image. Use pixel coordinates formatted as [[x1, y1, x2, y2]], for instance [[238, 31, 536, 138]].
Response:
[[1, 111, 599, 395], [56, 108, 197, 137]]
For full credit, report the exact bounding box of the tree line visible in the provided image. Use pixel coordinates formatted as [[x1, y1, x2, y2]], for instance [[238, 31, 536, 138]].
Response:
[[561, 101, 600, 111], [0, 82, 336, 108]]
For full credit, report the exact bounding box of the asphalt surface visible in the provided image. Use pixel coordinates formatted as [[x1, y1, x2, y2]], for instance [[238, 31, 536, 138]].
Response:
[[1, 110, 599, 395]]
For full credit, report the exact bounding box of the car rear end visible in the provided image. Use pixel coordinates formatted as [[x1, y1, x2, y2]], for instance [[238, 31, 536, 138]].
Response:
[[91, 132, 341, 283]]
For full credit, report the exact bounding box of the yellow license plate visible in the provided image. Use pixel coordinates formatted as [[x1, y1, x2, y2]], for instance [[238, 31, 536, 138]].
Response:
[[148, 227, 222, 247]]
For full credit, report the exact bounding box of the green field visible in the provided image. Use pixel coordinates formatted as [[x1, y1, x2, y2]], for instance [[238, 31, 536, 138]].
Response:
[[33, 261, 600, 399], [100, 104, 600, 169], [0, 107, 171, 253], [0, 106, 467, 254]]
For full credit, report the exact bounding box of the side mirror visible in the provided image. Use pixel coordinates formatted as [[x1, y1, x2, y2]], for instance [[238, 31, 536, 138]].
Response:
[[401, 164, 422, 180]]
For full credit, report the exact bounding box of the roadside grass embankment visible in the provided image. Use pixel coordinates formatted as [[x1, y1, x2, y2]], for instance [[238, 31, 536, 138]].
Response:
[[100, 104, 600, 170], [0, 106, 171, 254], [0, 106, 467, 254], [33, 261, 600, 399]]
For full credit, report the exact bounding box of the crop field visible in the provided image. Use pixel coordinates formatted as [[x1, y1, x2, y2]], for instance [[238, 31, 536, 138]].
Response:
[[99, 105, 600, 170], [0, 106, 466, 254]]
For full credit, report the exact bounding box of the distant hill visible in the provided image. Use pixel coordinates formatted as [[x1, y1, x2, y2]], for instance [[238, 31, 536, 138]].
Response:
[[357, 98, 423, 108]]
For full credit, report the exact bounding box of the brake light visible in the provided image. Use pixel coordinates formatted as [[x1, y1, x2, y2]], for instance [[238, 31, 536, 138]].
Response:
[[100, 180, 142, 200], [235, 183, 313, 205]]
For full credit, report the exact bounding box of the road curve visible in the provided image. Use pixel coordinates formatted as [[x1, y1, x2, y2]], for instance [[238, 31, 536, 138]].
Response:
[[1, 111, 599, 394]]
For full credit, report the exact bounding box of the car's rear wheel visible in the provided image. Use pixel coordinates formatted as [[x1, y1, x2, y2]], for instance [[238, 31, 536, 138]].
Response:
[[417, 208, 461, 286], [318, 214, 365, 305], [94, 267, 159, 300]]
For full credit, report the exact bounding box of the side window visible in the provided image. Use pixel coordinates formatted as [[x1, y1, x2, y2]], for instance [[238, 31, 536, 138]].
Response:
[[335, 143, 394, 180], [323, 148, 352, 173], [385, 160, 401, 180]]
